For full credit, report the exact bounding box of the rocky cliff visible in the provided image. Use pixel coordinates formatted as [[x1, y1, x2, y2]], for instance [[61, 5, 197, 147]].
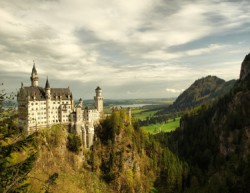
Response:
[[240, 53, 250, 80]]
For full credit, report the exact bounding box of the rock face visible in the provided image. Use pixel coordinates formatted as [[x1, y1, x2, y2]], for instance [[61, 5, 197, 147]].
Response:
[[240, 53, 250, 80]]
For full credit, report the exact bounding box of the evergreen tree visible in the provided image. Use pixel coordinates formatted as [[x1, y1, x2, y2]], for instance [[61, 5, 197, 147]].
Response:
[[0, 84, 37, 193]]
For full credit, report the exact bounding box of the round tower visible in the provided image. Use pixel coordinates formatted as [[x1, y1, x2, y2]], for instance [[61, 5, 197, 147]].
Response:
[[94, 86, 104, 115], [30, 62, 39, 87]]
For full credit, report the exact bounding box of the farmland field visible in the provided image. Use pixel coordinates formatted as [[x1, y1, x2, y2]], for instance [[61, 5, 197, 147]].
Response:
[[132, 107, 160, 120], [141, 117, 181, 134]]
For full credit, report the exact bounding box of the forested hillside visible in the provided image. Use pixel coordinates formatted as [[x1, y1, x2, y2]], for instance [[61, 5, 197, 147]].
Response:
[[0, 102, 189, 193], [157, 53, 250, 193], [171, 76, 235, 111], [27, 109, 190, 193], [91, 108, 189, 193], [2, 53, 250, 193]]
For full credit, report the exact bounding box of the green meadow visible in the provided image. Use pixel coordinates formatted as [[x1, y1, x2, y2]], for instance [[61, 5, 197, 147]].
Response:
[[132, 108, 160, 120], [141, 117, 181, 134]]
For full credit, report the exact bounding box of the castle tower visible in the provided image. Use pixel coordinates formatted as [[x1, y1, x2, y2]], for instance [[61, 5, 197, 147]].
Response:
[[94, 86, 104, 116], [75, 105, 83, 134], [45, 77, 51, 127], [81, 125, 87, 148], [86, 121, 94, 148], [78, 98, 83, 108], [45, 77, 51, 98], [30, 62, 39, 87]]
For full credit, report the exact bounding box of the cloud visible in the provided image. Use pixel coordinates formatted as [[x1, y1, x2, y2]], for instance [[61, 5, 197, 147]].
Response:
[[166, 88, 185, 93], [0, 0, 249, 98], [186, 44, 226, 56], [142, 43, 227, 61]]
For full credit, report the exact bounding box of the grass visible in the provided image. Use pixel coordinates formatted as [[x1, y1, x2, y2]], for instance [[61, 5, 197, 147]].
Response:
[[132, 105, 180, 133], [141, 117, 181, 134], [132, 108, 159, 120]]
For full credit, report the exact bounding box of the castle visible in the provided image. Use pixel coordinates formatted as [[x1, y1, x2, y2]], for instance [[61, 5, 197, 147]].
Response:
[[17, 63, 104, 148]]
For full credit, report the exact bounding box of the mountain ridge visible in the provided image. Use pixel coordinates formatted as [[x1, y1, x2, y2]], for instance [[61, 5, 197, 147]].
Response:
[[172, 75, 236, 111]]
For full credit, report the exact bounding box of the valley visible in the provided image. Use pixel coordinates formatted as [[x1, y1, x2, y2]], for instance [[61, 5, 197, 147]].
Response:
[[1, 1, 250, 192], [1, 53, 250, 193]]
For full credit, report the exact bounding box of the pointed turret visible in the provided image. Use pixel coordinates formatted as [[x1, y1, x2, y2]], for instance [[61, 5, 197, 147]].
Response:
[[45, 77, 51, 99], [30, 62, 39, 87], [45, 77, 50, 89], [31, 63, 37, 75], [78, 98, 83, 108]]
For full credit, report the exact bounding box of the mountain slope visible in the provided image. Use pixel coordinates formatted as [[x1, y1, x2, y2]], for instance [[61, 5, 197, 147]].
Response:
[[172, 76, 236, 110], [91, 109, 189, 193], [26, 110, 189, 193], [163, 53, 250, 193]]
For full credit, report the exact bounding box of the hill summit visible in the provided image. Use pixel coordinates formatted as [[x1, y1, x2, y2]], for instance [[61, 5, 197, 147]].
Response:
[[172, 75, 235, 110]]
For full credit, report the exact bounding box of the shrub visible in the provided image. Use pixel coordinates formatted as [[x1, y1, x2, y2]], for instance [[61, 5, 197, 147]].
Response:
[[67, 134, 81, 153]]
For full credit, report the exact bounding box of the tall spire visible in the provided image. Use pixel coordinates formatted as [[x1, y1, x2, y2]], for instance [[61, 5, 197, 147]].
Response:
[[45, 76, 50, 89], [45, 76, 51, 100], [30, 61, 39, 87], [31, 61, 37, 75]]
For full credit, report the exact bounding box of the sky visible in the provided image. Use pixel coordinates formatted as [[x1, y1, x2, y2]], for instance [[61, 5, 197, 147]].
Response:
[[0, 0, 250, 99]]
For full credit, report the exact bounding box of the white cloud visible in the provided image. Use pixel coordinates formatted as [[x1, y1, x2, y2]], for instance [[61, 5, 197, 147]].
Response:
[[186, 44, 226, 56], [143, 44, 227, 60], [166, 88, 185, 93], [0, 0, 249, 98], [142, 51, 181, 60]]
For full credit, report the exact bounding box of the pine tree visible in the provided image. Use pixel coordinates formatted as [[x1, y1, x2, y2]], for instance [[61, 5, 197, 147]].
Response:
[[0, 84, 37, 193]]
